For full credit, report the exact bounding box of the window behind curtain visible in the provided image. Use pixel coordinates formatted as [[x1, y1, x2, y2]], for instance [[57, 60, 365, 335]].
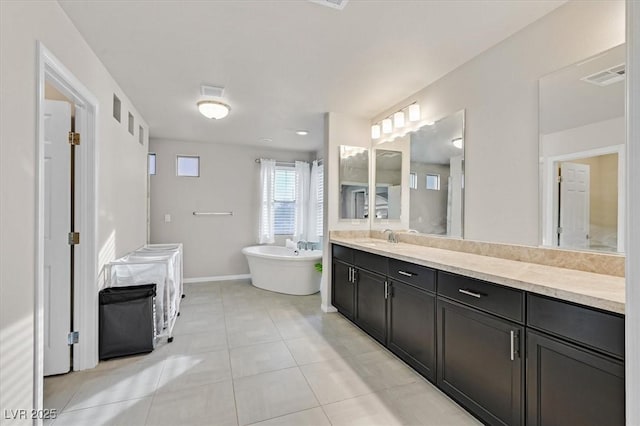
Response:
[[274, 167, 297, 235]]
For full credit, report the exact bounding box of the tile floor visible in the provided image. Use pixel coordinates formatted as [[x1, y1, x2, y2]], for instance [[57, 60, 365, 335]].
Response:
[[44, 280, 480, 426]]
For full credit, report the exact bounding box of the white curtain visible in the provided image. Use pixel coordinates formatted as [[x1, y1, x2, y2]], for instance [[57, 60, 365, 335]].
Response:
[[258, 159, 276, 244], [307, 160, 322, 243], [294, 161, 310, 241]]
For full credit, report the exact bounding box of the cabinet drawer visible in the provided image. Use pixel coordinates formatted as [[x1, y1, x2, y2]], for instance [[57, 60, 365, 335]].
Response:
[[527, 294, 624, 359], [388, 258, 436, 292], [332, 244, 353, 263], [354, 250, 388, 275], [438, 271, 524, 323]]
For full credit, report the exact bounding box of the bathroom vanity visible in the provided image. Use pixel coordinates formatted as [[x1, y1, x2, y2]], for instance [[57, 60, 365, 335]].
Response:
[[330, 237, 625, 426]]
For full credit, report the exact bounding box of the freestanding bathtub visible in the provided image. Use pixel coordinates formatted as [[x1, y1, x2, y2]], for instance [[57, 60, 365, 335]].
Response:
[[242, 245, 322, 295]]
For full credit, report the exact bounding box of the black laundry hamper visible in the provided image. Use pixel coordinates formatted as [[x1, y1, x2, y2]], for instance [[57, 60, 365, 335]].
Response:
[[99, 284, 156, 360]]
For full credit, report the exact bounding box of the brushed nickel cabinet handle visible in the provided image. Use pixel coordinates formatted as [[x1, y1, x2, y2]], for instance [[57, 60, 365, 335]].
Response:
[[398, 270, 414, 277], [458, 289, 482, 298], [510, 330, 515, 361]]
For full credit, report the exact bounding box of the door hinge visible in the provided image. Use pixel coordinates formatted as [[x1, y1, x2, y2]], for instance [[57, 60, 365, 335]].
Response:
[[67, 331, 79, 345], [556, 227, 563, 234], [557, 175, 563, 183], [68, 131, 80, 145], [68, 232, 80, 245]]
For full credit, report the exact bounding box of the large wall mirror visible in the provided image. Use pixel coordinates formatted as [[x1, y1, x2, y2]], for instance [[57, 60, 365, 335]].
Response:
[[374, 149, 402, 220], [409, 109, 465, 237], [339, 145, 369, 220], [539, 44, 625, 253]]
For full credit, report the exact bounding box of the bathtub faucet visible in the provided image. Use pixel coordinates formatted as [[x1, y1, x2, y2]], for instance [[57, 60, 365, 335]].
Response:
[[297, 241, 317, 250], [383, 229, 398, 243]]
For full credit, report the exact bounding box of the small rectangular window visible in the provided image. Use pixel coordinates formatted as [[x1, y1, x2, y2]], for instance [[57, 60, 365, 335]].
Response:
[[274, 166, 297, 235], [409, 172, 417, 190], [177, 155, 199, 177], [426, 174, 440, 190], [148, 153, 156, 175], [139, 126, 144, 145], [113, 94, 121, 122], [128, 112, 135, 135]]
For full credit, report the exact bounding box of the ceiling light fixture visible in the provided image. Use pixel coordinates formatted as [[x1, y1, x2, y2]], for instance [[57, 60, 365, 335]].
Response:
[[371, 124, 381, 139], [371, 101, 422, 141], [382, 118, 393, 134], [393, 111, 405, 128], [296, 130, 309, 136], [197, 100, 230, 120], [452, 137, 463, 149], [408, 103, 421, 122]]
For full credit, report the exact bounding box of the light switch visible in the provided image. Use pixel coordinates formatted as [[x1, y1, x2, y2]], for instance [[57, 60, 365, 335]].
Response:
[[164, 214, 171, 223]]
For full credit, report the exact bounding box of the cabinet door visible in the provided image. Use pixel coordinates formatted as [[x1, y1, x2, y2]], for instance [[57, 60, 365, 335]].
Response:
[[388, 280, 436, 382], [354, 268, 386, 343], [527, 330, 624, 426], [332, 260, 355, 319], [437, 298, 523, 426]]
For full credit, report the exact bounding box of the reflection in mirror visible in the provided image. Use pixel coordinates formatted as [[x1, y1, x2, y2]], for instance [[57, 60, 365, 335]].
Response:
[[409, 110, 464, 237], [375, 149, 402, 220], [539, 44, 624, 253], [339, 145, 369, 220]]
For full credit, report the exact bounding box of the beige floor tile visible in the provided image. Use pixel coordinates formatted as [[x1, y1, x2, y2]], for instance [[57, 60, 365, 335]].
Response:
[[349, 350, 420, 391], [51, 397, 152, 426], [146, 381, 237, 426], [247, 407, 330, 426], [322, 392, 404, 426], [65, 361, 164, 411], [172, 312, 225, 336], [156, 349, 231, 393], [225, 311, 282, 348], [230, 341, 296, 378], [382, 381, 482, 426], [44, 372, 90, 413], [300, 357, 375, 405], [234, 367, 319, 425]]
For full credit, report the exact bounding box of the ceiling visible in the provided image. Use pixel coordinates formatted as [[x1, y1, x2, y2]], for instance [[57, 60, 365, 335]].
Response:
[[59, 0, 565, 152], [540, 43, 625, 135]]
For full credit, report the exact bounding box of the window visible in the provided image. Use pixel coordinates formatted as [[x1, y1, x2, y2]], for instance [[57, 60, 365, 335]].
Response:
[[113, 94, 121, 122], [409, 172, 417, 189], [177, 155, 199, 177], [274, 166, 296, 235], [316, 164, 324, 237], [148, 153, 156, 175], [128, 112, 135, 135], [426, 173, 440, 190]]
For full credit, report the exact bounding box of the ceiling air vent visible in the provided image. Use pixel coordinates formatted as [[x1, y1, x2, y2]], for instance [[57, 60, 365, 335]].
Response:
[[308, 0, 349, 10], [581, 63, 626, 87], [200, 84, 225, 98]]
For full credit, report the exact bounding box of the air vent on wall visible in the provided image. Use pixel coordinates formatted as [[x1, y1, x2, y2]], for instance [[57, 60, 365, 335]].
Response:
[[581, 63, 626, 87], [308, 0, 349, 10]]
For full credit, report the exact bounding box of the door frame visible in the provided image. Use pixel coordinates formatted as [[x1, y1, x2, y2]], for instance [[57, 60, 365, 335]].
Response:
[[35, 42, 99, 411], [542, 144, 625, 252]]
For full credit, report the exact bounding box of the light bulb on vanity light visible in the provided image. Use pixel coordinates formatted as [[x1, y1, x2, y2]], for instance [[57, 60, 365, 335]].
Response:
[[371, 124, 381, 139], [382, 118, 393, 134], [393, 111, 405, 128], [408, 103, 421, 122]]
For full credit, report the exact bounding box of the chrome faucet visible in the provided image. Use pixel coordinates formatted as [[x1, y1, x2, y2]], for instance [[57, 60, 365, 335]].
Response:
[[383, 229, 398, 243], [297, 240, 307, 250]]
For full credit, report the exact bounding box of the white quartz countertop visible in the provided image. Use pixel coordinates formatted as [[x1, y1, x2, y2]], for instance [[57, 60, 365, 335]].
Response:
[[330, 237, 625, 315]]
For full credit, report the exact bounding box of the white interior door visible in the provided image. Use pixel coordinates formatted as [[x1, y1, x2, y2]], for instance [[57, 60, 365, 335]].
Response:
[[44, 100, 71, 376], [559, 162, 590, 249]]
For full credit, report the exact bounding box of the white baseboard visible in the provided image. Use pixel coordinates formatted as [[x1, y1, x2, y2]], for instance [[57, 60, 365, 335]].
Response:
[[184, 274, 251, 283]]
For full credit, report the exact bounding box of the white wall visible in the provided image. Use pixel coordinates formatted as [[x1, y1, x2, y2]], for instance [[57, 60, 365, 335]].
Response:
[[149, 138, 314, 279], [372, 0, 625, 246], [0, 1, 148, 420], [541, 116, 625, 158]]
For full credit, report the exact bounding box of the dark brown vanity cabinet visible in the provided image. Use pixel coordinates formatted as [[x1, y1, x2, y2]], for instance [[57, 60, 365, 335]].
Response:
[[387, 279, 436, 381], [331, 259, 355, 319], [354, 268, 387, 343], [526, 294, 625, 426], [436, 271, 525, 426]]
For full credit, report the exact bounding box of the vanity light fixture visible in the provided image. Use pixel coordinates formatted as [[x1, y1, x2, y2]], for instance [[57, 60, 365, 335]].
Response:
[[408, 103, 421, 122], [371, 124, 381, 139], [382, 118, 393, 134], [393, 111, 405, 128], [452, 137, 463, 149], [197, 100, 230, 120], [295, 130, 309, 136]]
